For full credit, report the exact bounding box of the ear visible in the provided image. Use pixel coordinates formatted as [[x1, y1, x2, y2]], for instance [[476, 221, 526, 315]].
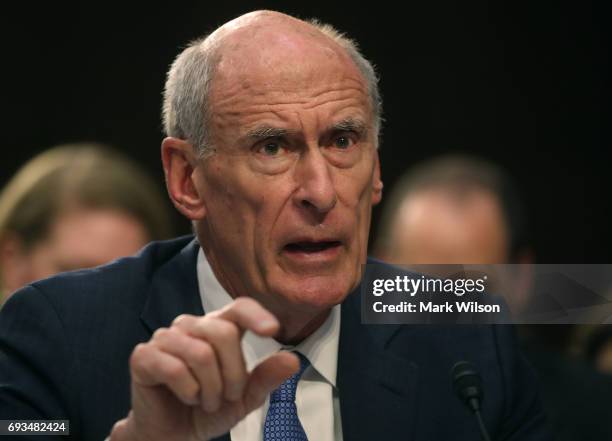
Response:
[[161, 137, 206, 221], [371, 150, 383, 206], [0, 234, 32, 296]]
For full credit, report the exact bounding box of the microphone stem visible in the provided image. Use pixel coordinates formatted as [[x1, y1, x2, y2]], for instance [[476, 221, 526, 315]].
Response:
[[474, 409, 492, 441]]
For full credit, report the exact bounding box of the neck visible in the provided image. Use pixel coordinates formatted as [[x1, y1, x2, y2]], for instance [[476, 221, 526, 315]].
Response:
[[274, 308, 331, 345], [200, 242, 332, 345]]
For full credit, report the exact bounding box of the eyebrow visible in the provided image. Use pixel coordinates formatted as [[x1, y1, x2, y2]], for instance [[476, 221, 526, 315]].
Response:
[[329, 117, 368, 137], [243, 117, 369, 141], [245, 126, 294, 140]]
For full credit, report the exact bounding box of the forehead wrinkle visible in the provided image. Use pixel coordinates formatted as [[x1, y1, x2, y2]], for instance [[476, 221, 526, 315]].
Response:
[[211, 42, 367, 102], [210, 65, 371, 142], [213, 103, 369, 143], [228, 96, 367, 116], [300, 89, 369, 112], [212, 106, 293, 129], [212, 88, 369, 123], [212, 77, 367, 107]]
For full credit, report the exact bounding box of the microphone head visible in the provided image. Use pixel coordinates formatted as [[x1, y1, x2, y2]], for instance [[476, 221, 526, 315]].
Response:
[[451, 361, 483, 412]]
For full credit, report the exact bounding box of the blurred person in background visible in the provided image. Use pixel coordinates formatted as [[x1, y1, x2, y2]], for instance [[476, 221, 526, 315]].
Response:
[[572, 324, 612, 376], [585, 325, 612, 374], [373, 155, 531, 265], [0, 143, 175, 302], [373, 154, 612, 441]]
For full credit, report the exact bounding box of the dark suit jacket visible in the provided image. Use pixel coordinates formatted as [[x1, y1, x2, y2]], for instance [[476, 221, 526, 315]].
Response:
[[0, 237, 551, 440]]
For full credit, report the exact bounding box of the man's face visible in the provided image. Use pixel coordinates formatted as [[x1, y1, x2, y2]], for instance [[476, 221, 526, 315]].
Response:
[[389, 188, 509, 264], [194, 33, 381, 318], [2, 208, 149, 295]]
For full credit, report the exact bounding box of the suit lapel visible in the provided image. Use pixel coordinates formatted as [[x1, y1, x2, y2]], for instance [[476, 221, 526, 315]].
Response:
[[338, 287, 419, 441], [140, 239, 204, 333], [138, 240, 231, 441]]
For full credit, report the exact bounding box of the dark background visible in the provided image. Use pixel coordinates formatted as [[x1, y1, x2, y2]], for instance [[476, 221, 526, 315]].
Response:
[[2, 1, 610, 262]]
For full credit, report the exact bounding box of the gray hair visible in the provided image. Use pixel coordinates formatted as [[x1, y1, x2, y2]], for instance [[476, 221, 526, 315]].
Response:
[[162, 18, 383, 159]]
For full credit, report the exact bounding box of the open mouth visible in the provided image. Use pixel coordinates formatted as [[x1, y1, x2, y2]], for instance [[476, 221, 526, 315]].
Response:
[[283, 241, 342, 254]]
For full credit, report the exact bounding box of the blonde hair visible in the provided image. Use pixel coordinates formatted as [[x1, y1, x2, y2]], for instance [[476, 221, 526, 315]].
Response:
[[0, 143, 174, 250]]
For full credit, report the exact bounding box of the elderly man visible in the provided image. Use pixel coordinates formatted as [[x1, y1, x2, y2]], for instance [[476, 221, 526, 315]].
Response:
[[0, 11, 550, 441]]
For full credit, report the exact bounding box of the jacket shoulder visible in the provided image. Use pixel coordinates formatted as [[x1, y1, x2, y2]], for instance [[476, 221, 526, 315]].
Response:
[[0, 236, 199, 437], [28, 236, 195, 307], [2, 236, 197, 338]]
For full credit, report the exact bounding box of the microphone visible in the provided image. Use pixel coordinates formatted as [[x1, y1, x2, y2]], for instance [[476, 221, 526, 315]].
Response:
[[451, 361, 493, 441]]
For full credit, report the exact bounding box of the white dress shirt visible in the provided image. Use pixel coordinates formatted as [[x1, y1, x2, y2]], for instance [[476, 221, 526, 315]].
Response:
[[197, 248, 344, 441]]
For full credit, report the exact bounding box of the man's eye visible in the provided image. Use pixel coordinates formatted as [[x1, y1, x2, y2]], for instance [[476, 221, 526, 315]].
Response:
[[261, 142, 281, 156], [333, 135, 354, 149]]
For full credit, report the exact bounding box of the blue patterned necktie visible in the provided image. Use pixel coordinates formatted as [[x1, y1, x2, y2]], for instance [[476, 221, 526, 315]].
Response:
[[263, 352, 310, 441]]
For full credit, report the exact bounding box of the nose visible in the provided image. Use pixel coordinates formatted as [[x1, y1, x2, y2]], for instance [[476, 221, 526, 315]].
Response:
[[293, 148, 337, 217]]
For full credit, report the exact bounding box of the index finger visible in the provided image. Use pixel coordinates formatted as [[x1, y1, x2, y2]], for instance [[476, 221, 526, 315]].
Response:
[[179, 296, 278, 338], [216, 297, 279, 336]]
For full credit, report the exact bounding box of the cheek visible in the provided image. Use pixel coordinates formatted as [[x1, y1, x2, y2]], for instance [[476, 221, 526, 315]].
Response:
[[339, 147, 377, 193], [203, 163, 289, 254], [335, 162, 376, 220], [204, 161, 255, 219], [348, 167, 377, 256], [253, 179, 299, 250], [26, 245, 59, 281]]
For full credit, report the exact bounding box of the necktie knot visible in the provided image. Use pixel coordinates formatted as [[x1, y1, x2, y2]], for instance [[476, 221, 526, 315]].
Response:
[[270, 352, 310, 403], [263, 351, 310, 440]]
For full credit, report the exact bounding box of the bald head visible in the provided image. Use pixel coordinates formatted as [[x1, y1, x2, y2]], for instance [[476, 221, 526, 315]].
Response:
[[203, 11, 353, 68], [386, 187, 510, 264], [207, 10, 329, 46], [212, 12, 356, 88], [162, 10, 381, 157]]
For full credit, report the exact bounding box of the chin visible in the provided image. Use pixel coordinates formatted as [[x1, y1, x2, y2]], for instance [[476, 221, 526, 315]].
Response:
[[271, 272, 357, 311]]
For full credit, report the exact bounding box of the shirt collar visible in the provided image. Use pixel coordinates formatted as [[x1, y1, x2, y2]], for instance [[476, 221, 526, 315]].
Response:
[[197, 248, 340, 387]]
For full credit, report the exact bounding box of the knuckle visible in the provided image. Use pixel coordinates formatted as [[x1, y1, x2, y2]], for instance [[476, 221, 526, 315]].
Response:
[[216, 320, 240, 341], [184, 385, 200, 404], [130, 343, 150, 366], [110, 419, 128, 438], [152, 327, 184, 346], [163, 360, 187, 379], [172, 313, 193, 326], [223, 367, 245, 386], [204, 310, 222, 320], [152, 327, 170, 340], [204, 374, 223, 397], [190, 343, 214, 366]]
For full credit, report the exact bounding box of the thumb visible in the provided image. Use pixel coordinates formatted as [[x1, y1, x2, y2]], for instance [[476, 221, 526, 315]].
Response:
[[243, 351, 300, 412]]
